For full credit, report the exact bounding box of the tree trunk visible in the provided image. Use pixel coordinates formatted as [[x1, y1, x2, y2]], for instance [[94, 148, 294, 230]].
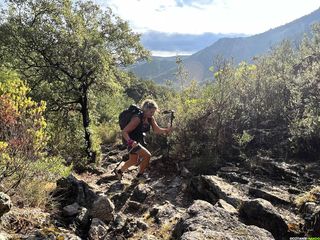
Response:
[[80, 86, 96, 163]]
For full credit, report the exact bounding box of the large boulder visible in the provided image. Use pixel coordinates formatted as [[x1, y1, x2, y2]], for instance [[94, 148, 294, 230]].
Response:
[[249, 185, 292, 205], [239, 198, 288, 239], [190, 175, 248, 208], [52, 174, 98, 209], [173, 200, 274, 240], [90, 195, 115, 223]]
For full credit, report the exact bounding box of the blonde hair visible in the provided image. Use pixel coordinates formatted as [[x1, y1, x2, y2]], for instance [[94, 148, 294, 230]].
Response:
[[141, 99, 159, 111]]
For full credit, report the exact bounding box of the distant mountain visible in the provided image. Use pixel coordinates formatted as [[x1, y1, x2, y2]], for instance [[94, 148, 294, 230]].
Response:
[[130, 8, 320, 84], [141, 31, 248, 55], [127, 56, 188, 84], [129, 32, 247, 84]]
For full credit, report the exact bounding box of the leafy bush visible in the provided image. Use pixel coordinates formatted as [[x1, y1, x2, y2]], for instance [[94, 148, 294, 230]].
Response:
[[0, 69, 70, 206], [15, 156, 71, 207], [94, 122, 119, 145], [169, 28, 320, 170]]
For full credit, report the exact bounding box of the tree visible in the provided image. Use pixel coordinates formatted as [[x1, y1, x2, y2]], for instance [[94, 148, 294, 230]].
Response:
[[289, 24, 320, 158], [0, 0, 149, 163]]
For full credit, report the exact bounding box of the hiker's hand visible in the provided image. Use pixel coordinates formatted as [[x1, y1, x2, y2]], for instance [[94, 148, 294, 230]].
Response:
[[127, 138, 138, 148]]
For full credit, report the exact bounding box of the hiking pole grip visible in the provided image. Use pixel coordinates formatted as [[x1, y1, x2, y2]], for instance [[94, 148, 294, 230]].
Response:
[[162, 109, 175, 159], [170, 111, 175, 127], [163, 110, 175, 127]]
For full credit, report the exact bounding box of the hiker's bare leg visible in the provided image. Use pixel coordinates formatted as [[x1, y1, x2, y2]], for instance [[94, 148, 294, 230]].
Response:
[[136, 147, 151, 174], [120, 154, 138, 172]]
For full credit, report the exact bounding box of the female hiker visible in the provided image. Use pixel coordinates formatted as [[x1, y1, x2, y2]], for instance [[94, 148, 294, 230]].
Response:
[[115, 99, 172, 180]]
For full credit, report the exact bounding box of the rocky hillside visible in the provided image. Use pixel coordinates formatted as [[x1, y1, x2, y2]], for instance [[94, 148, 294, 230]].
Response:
[[0, 144, 320, 239]]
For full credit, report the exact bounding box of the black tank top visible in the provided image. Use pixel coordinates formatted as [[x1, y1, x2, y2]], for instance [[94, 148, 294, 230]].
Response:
[[128, 114, 152, 146]]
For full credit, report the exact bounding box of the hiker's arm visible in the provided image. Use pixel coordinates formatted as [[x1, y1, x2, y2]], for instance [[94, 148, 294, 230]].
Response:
[[122, 116, 140, 144], [151, 117, 172, 135]]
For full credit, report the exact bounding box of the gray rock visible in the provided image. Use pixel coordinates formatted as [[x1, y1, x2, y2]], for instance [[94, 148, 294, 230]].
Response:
[[306, 206, 320, 236], [215, 199, 238, 215], [117, 217, 140, 238], [53, 175, 98, 209], [90, 195, 115, 223], [150, 201, 181, 225], [173, 200, 274, 240], [190, 175, 248, 208], [96, 175, 118, 184], [260, 160, 299, 183], [136, 220, 148, 230], [220, 166, 240, 172], [249, 186, 292, 205], [75, 207, 90, 227], [63, 202, 80, 217], [112, 214, 127, 230], [25, 229, 82, 240], [111, 191, 131, 211], [299, 201, 317, 216], [0, 232, 9, 240], [131, 184, 151, 203], [169, 176, 182, 188], [107, 181, 125, 193], [108, 155, 118, 163], [105, 150, 119, 157], [218, 171, 249, 184], [140, 236, 159, 240], [124, 201, 143, 214], [88, 218, 109, 240], [180, 166, 192, 178], [0, 192, 12, 217], [239, 198, 288, 239]]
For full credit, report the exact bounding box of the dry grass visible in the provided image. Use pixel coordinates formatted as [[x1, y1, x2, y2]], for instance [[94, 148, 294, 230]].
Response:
[[13, 181, 57, 209], [156, 221, 177, 240], [1, 207, 51, 233], [294, 186, 320, 207], [126, 211, 179, 240]]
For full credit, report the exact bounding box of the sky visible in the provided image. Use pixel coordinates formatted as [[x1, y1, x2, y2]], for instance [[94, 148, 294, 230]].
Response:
[[0, 0, 318, 35], [99, 0, 319, 35], [1, 0, 319, 56]]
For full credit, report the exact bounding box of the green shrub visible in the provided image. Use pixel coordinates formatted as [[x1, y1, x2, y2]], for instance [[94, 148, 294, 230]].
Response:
[[94, 122, 120, 145], [0, 69, 71, 207]]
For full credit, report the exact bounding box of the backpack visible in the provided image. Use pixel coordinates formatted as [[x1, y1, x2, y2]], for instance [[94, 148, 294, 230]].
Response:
[[119, 104, 143, 130]]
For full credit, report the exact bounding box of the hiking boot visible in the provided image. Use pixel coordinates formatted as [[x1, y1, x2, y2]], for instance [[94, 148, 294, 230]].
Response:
[[114, 169, 123, 180]]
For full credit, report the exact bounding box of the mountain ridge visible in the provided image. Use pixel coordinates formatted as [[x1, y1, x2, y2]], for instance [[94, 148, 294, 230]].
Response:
[[129, 8, 320, 84], [141, 31, 248, 55]]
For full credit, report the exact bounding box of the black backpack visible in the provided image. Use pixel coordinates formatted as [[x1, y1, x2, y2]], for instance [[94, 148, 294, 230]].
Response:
[[119, 104, 143, 130]]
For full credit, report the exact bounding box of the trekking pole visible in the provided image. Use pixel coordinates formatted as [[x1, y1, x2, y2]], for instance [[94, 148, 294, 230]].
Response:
[[162, 110, 175, 126], [162, 110, 175, 158], [112, 157, 124, 174], [170, 111, 175, 128]]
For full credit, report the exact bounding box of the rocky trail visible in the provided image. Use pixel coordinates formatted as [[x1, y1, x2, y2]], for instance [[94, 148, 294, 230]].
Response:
[[0, 143, 320, 239]]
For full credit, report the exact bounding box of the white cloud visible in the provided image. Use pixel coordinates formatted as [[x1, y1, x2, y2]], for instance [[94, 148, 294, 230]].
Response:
[[151, 50, 194, 57], [99, 0, 319, 35], [175, 0, 215, 8]]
